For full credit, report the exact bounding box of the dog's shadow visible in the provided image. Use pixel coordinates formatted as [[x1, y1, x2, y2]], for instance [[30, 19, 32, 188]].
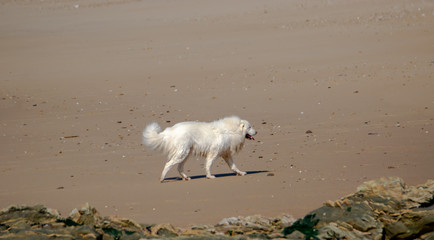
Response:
[[164, 170, 269, 182]]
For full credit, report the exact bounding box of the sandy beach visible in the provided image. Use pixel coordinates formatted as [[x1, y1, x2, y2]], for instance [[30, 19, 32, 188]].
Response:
[[1, 0, 433, 227]]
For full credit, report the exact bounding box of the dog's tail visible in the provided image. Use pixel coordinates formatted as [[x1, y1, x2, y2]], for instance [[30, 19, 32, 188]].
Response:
[[142, 122, 165, 152]]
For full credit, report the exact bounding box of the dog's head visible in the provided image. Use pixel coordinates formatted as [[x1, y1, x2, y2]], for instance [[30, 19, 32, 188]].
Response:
[[240, 120, 257, 140]]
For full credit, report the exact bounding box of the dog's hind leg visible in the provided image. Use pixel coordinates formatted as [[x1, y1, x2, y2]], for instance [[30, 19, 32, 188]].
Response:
[[223, 155, 247, 176], [177, 156, 191, 181], [160, 149, 190, 182], [160, 160, 177, 182]]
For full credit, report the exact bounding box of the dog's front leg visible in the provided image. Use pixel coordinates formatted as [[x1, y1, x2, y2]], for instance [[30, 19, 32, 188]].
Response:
[[205, 153, 218, 179], [223, 155, 246, 176]]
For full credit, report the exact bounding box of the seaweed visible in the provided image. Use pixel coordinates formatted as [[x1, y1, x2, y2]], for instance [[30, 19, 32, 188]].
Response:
[[56, 218, 82, 227], [102, 227, 123, 240], [282, 214, 319, 240]]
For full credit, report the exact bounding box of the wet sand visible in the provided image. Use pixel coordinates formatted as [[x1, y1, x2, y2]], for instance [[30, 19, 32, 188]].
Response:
[[0, 0, 433, 227]]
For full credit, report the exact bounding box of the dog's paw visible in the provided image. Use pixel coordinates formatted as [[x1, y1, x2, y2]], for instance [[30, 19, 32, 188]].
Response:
[[237, 171, 247, 176], [206, 175, 216, 179], [182, 177, 191, 181]]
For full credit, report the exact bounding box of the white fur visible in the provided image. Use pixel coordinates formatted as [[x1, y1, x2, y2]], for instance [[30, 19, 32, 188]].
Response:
[[142, 116, 257, 182]]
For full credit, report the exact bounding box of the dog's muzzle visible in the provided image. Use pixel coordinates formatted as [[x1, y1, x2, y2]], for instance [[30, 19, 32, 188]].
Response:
[[245, 133, 255, 140]]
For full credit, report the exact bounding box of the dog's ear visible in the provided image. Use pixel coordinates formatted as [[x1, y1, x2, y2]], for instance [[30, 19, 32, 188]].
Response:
[[240, 120, 246, 129]]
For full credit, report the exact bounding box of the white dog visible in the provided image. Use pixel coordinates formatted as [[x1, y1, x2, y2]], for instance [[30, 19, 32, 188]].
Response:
[[142, 116, 257, 182]]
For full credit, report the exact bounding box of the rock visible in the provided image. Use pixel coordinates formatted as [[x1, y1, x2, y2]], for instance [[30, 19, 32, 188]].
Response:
[[0, 205, 102, 240], [151, 223, 179, 237], [284, 230, 306, 239], [0, 205, 58, 229], [218, 217, 239, 226], [316, 222, 370, 240], [0, 177, 432, 239], [356, 177, 434, 209], [215, 214, 294, 238], [420, 231, 434, 240], [0, 203, 151, 240], [271, 214, 296, 229], [185, 224, 216, 236], [282, 177, 434, 240], [68, 202, 100, 225], [181, 228, 211, 237]]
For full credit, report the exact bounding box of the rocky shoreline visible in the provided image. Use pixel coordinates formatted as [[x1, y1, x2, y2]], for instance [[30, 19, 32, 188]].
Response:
[[1, 177, 433, 239]]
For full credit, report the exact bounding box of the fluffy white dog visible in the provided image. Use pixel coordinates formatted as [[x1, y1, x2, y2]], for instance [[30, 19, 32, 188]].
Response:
[[142, 116, 257, 182]]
